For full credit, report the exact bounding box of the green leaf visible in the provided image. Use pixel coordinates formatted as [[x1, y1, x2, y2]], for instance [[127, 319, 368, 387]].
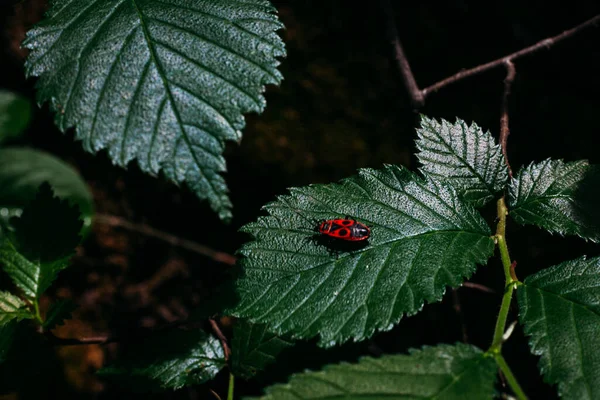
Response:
[[231, 319, 293, 379], [10, 182, 82, 263], [253, 343, 497, 400], [24, 0, 285, 222], [518, 256, 600, 399], [98, 329, 226, 390], [508, 159, 600, 242], [0, 241, 71, 301], [0, 183, 81, 300], [0, 292, 32, 326], [0, 147, 94, 233], [416, 116, 508, 207], [0, 91, 31, 144], [43, 299, 76, 330], [232, 165, 494, 346]]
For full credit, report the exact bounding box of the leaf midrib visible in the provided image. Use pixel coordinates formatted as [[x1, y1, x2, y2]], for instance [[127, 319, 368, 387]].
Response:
[[130, 0, 219, 198]]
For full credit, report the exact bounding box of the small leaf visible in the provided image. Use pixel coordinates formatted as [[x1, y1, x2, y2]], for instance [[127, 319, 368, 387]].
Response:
[[508, 159, 600, 242], [253, 343, 497, 400], [24, 0, 285, 221], [231, 319, 293, 379], [518, 256, 600, 399], [0, 90, 31, 144], [232, 165, 494, 346], [0, 184, 81, 300], [99, 329, 226, 390], [0, 147, 94, 233], [416, 116, 508, 207], [43, 299, 76, 330], [0, 292, 32, 326], [0, 241, 71, 301]]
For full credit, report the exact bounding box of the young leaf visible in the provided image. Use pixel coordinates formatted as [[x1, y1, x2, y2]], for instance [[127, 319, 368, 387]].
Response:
[[252, 343, 497, 399], [0, 147, 94, 233], [98, 329, 226, 390], [232, 165, 494, 346], [0, 90, 31, 143], [508, 159, 600, 242], [416, 116, 508, 207], [24, 0, 286, 221], [231, 319, 294, 379], [0, 292, 33, 325], [0, 183, 81, 300], [518, 256, 600, 399], [43, 299, 76, 330]]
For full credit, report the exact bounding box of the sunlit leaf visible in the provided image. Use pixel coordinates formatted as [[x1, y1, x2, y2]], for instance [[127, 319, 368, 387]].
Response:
[[0, 292, 32, 326], [232, 165, 494, 346], [508, 159, 600, 242], [253, 343, 497, 400], [518, 256, 600, 399], [24, 0, 285, 221], [416, 116, 508, 207]]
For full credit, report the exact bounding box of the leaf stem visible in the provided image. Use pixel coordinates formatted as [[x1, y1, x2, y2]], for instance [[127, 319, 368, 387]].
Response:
[[33, 299, 43, 325], [493, 353, 528, 400], [227, 372, 235, 400]]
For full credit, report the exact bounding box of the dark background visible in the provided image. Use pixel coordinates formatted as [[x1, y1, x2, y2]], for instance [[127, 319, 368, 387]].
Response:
[[1, 0, 599, 398]]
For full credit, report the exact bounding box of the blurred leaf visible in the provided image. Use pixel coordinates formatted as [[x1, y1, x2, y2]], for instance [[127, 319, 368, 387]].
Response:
[[0, 291, 32, 325], [0, 321, 17, 364], [508, 159, 600, 242], [24, 0, 286, 221], [0, 147, 94, 234], [0, 90, 31, 143], [232, 165, 494, 346], [43, 299, 76, 330], [0, 183, 81, 300], [253, 343, 497, 399], [99, 329, 226, 390], [416, 115, 508, 207], [231, 319, 293, 379], [518, 256, 600, 399]]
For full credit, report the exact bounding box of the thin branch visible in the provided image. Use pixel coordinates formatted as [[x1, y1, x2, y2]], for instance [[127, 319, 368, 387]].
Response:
[[422, 14, 600, 97], [95, 213, 237, 266], [499, 60, 516, 178], [45, 332, 114, 346], [462, 282, 497, 294], [380, 0, 424, 107], [209, 318, 231, 361]]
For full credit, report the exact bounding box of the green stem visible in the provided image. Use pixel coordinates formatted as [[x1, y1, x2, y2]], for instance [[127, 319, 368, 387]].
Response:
[[33, 299, 43, 325], [490, 197, 517, 350], [494, 353, 528, 400], [227, 373, 235, 400]]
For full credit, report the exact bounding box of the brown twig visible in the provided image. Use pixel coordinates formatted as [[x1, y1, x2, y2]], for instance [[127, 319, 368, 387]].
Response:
[[95, 213, 237, 266], [209, 318, 231, 361], [499, 60, 516, 177], [380, 0, 424, 107], [422, 14, 600, 97], [380, 5, 600, 105], [462, 282, 497, 294], [45, 332, 114, 346]]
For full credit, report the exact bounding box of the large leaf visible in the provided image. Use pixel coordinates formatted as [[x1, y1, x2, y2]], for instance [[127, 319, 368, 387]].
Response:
[[232, 165, 494, 346], [518, 256, 600, 399], [416, 116, 508, 207], [231, 319, 293, 379], [0, 90, 31, 143], [98, 329, 226, 390], [508, 159, 600, 242], [0, 292, 33, 326], [24, 0, 285, 221], [0, 184, 81, 300], [253, 343, 497, 400], [0, 147, 93, 233]]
